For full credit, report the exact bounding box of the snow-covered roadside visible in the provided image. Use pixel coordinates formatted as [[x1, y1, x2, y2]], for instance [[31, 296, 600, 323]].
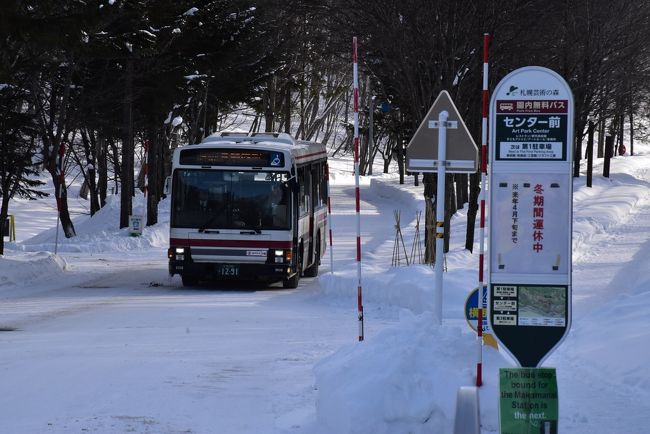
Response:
[[1, 144, 650, 433], [312, 147, 650, 434]]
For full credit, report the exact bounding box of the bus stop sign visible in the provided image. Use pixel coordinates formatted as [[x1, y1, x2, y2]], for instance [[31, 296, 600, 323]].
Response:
[[488, 66, 574, 367]]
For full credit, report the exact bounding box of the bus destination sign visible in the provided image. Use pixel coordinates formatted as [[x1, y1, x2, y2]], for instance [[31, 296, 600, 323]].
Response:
[[180, 148, 284, 168]]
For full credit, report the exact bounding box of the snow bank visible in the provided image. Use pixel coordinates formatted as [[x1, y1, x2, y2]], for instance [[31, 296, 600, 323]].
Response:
[[17, 195, 170, 253], [319, 266, 436, 315], [314, 311, 473, 434], [0, 252, 67, 287]]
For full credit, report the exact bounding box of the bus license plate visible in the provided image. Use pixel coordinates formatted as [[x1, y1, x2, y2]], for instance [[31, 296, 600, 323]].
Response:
[[218, 264, 239, 277]]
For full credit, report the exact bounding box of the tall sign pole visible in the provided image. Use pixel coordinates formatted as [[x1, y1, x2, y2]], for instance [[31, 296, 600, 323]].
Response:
[[352, 37, 364, 342], [406, 91, 478, 325], [432, 110, 449, 325], [488, 66, 574, 368]]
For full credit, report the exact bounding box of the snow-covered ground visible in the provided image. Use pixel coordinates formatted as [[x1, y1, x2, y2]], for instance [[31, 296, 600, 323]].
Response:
[[1, 144, 649, 433]]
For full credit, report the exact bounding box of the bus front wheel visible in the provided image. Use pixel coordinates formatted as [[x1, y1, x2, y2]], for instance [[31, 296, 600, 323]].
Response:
[[304, 237, 320, 278], [282, 248, 302, 289], [181, 274, 199, 287]]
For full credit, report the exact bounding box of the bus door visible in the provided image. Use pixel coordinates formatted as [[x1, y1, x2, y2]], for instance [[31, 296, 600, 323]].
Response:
[[297, 166, 313, 270]]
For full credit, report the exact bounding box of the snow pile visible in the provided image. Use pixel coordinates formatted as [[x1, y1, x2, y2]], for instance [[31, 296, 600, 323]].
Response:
[[16, 195, 170, 253], [314, 311, 473, 434], [0, 251, 67, 287], [319, 267, 436, 315]]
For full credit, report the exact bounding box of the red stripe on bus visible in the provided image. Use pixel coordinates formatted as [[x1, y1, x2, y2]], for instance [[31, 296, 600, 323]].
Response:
[[295, 151, 327, 161], [170, 238, 292, 249]]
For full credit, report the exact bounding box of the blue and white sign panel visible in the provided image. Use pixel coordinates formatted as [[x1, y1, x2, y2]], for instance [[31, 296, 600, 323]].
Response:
[[488, 66, 573, 368]]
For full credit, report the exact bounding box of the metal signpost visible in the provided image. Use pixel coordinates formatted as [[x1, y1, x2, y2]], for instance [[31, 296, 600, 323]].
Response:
[[488, 66, 573, 433], [406, 91, 478, 324]]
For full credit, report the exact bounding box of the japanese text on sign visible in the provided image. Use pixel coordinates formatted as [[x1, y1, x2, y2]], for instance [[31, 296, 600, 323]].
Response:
[[497, 100, 568, 113], [532, 184, 544, 253], [502, 116, 562, 129], [495, 100, 568, 161], [492, 175, 569, 275]]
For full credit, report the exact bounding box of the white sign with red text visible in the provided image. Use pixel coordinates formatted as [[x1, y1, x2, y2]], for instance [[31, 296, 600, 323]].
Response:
[[488, 66, 574, 368]]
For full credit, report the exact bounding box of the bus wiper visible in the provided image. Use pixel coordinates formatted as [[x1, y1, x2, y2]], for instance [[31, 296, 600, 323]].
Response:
[[240, 229, 262, 235], [198, 215, 220, 233]]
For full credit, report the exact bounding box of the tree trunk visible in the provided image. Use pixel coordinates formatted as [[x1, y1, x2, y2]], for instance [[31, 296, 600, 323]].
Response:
[[120, 58, 134, 229], [597, 117, 605, 158], [0, 196, 9, 255], [573, 134, 582, 177], [629, 111, 634, 156], [465, 171, 479, 251], [146, 131, 159, 226], [264, 77, 276, 132], [97, 135, 108, 207], [423, 173, 436, 263], [456, 174, 468, 209], [47, 161, 76, 238], [31, 64, 76, 238], [586, 121, 594, 187], [284, 84, 291, 134], [80, 129, 100, 215], [109, 137, 120, 195]]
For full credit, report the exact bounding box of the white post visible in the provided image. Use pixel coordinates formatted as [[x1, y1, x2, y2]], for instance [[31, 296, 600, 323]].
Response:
[[434, 110, 448, 325]]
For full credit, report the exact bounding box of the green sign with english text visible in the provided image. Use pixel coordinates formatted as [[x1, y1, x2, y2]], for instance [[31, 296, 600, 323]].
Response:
[[500, 368, 558, 434]]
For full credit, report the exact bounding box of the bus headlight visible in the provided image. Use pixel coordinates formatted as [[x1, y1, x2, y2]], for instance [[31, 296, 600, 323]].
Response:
[[273, 249, 290, 264]]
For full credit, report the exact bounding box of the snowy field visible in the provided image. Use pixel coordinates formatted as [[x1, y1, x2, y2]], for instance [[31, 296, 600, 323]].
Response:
[[1, 144, 650, 433]]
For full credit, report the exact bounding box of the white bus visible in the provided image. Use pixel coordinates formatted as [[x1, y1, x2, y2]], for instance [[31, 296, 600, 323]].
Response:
[[167, 132, 328, 288]]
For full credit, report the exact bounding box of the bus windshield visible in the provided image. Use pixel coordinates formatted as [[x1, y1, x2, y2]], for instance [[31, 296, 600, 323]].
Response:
[[171, 169, 291, 231]]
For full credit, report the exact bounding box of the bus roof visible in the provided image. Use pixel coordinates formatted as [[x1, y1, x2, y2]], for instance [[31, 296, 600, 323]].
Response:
[[184, 132, 328, 166]]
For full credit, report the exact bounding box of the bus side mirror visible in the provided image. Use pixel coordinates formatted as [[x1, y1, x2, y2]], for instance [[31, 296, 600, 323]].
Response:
[[164, 176, 171, 196]]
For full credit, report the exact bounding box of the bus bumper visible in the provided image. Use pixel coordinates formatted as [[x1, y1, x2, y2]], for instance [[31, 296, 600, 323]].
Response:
[[168, 259, 292, 282]]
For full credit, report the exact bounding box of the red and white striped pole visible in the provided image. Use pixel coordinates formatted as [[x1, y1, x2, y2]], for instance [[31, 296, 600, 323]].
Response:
[[325, 163, 334, 274], [353, 37, 364, 342], [476, 33, 491, 388]]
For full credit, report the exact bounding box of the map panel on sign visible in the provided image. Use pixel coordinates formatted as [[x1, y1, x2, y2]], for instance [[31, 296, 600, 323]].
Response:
[[518, 286, 566, 327]]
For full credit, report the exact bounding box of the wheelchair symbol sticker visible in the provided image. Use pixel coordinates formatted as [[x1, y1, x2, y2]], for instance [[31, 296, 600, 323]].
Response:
[[270, 153, 281, 166]]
